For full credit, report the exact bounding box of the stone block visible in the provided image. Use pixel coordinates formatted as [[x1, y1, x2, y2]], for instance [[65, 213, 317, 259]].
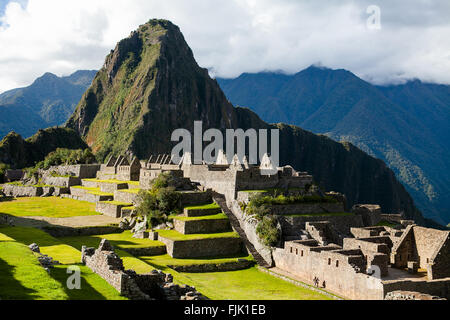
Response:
[[174, 218, 231, 234]]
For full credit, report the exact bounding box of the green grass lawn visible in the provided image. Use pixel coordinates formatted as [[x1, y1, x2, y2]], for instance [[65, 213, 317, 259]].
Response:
[[0, 225, 334, 300], [170, 267, 331, 300], [72, 186, 113, 196], [140, 253, 253, 269], [0, 231, 126, 300], [184, 202, 220, 210], [0, 226, 82, 264], [61, 231, 165, 251], [0, 197, 100, 218], [157, 229, 240, 241], [376, 220, 398, 228]]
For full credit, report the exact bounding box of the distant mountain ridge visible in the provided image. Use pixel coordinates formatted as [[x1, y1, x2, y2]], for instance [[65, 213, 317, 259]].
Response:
[[65, 19, 429, 226], [0, 70, 96, 139], [217, 67, 450, 225]]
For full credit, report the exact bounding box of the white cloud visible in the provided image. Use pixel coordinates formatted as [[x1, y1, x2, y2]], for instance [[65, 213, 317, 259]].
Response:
[[0, 0, 449, 93]]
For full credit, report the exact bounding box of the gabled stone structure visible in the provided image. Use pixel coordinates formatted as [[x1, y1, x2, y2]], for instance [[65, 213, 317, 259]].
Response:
[[97, 154, 141, 181], [391, 225, 450, 280], [116, 156, 141, 181], [139, 154, 186, 190]]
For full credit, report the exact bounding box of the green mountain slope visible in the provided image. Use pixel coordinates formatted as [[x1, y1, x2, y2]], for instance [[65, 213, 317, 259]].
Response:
[[217, 68, 450, 225], [0, 127, 88, 169], [0, 70, 96, 139], [66, 19, 430, 226]]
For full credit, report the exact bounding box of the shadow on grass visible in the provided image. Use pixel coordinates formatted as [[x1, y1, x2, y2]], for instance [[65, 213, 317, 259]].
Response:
[[61, 236, 160, 251], [0, 197, 16, 203], [0, 256, 38, 300], [0, 225, 63, 247], [49, 265, 109, 300]]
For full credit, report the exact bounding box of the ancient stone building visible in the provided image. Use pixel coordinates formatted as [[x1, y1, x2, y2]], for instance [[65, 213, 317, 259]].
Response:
[[391, 225, 450, 280]]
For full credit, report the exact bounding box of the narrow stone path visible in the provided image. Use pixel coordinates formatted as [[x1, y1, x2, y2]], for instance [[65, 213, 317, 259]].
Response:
[[213, 193, 272, 268]]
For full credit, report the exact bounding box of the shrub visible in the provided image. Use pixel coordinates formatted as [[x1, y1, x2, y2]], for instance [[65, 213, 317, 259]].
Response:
[[135, 174, 182, 229], [35, 148, 96, 171], [0, 163, 10, 183], [155, 187, 181, 215], [151, 171, 178, 191], [256, 216, 280, 247]]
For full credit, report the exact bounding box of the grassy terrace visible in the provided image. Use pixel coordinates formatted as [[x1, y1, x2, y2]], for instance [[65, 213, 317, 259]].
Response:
[[284, 212, 354, 218], [82, 179, 139, 186], [157, 229, 240, 241], [61, 231, 165, 250], [117, 188, 141, 194], [0, 226, 83, 265], [140, 253, 254, 268], [184, 203, 220, 210], [5, 182, 55, 188], [0, 227, 126, 300], [98, 200, 133, 206], [71, 186, 113, 196], [174, 267, 332, 300], [0, 197, 100, 218], [0, 224, 333, 300], [173, 213, 228, 222]]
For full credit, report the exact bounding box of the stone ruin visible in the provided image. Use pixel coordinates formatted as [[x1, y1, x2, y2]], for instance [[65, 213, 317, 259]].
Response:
[[28, 243, 61, 272], [3, 149, 449, 301], [81, 239, 206, 300], [385, 291, 446, 300]]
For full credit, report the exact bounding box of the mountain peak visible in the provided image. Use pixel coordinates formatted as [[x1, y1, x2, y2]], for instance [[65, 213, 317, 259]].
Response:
[[32, 72, 58, 85], [67, 19, 234, 159]]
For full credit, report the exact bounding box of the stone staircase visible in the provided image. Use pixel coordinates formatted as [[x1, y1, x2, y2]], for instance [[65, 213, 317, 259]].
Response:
[[213, 193, 272, 268]]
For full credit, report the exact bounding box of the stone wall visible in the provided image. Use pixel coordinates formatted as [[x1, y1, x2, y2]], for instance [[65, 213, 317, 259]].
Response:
[[351, 204, 382, 227], [2, 184, 43, 197], [49, 164, 100, 179], [382, 278, 450, 300], [179, 190, 212, 207], [96, 202, 128, 218], [174, 218, 231, 234], [272, 240, 385, 300], [42, 176, 81, 188], [391, 225, 450, 279], [114, 190, 139, 204], [100, 182, 128, 193], [279, 214, 364, 238], [228, 199, 274, 266], [343, 238, 390, 276], [385, 290, 446, 300], [429, 234, 450, 280], [184, 164, 237, 200], [159, 235, 244, 259], [270, 202, 345, 215]]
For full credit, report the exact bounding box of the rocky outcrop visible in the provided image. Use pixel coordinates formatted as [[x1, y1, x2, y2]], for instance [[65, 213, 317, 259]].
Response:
[[0, 128, 88, 169]]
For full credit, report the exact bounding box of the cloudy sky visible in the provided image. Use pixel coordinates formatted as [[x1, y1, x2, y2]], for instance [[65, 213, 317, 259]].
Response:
[[0, 0, 449, 93]]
